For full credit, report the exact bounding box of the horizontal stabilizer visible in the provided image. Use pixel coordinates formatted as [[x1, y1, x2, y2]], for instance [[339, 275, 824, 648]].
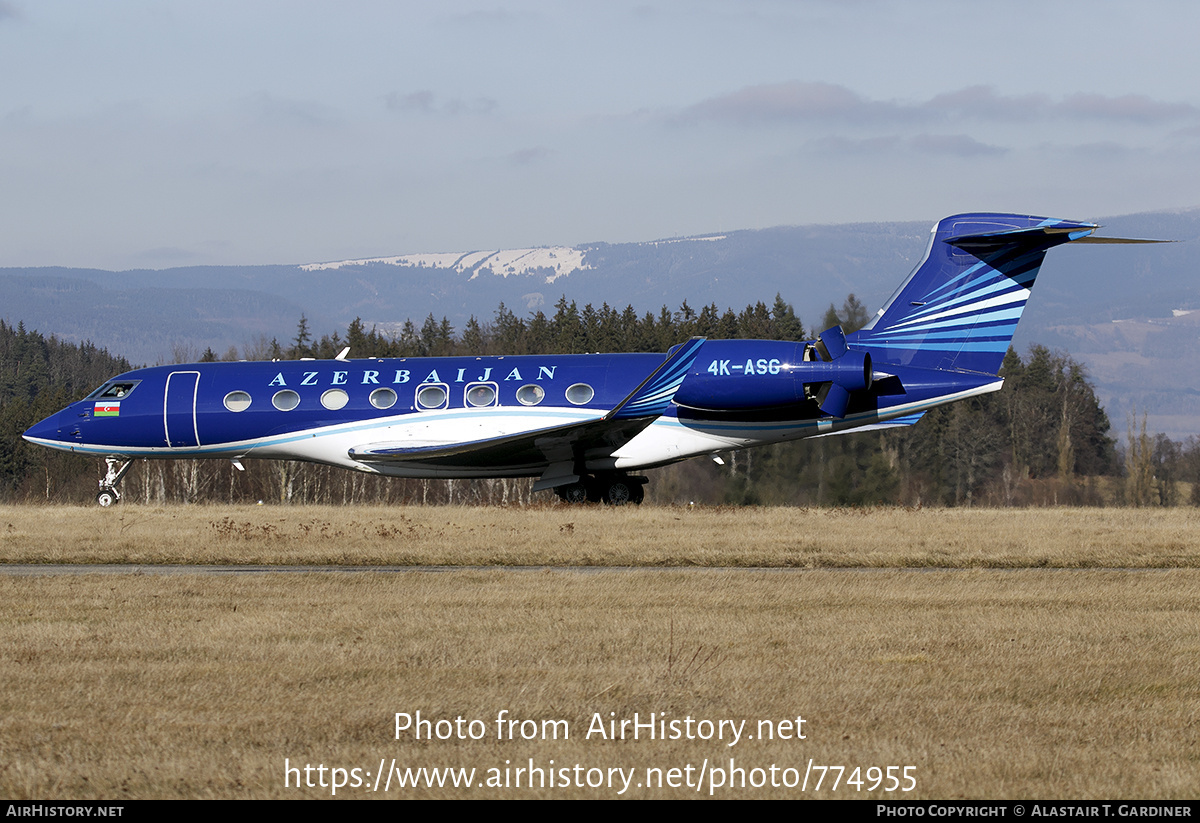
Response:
[[947, 225, 1170, 250], [883, 412, 927, 427], [810, 411, 927, 438], [1071, 236, 1172, 245]]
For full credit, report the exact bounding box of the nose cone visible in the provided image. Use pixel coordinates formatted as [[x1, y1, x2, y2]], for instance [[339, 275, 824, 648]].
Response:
[[23, 409, 73, 448]]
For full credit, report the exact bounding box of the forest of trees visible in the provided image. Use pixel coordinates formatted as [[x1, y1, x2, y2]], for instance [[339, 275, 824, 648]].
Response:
[[0, 320, 133, 502], [4, 295, 1200, 507]]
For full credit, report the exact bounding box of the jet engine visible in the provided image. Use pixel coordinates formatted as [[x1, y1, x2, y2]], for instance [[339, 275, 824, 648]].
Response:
[[672, 326, 872, 418]]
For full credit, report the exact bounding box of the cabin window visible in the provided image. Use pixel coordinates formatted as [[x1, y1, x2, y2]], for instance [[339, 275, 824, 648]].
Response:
[[465, 383, 498, 407], [516, 384, 544, 406], [565, 383, 594, 405], [223, 391, 252, 412], [370, 387, 397, 409], [416, 384, 448, 410], [320, 389, 349, 410], [272, 389, 301, 411]]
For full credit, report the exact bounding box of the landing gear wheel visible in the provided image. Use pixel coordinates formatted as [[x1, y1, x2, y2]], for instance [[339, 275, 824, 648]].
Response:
[[603, 479, 634, 506], [96, 458, 132, 507], [556, 482, 589, 504]]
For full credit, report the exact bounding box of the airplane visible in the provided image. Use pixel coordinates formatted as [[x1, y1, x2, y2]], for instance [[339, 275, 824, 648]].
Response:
[[22, 213, 1160, 507]]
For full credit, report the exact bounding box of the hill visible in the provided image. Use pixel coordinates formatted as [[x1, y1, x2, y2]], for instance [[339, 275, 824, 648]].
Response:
[[2, 209, 1197, 437]]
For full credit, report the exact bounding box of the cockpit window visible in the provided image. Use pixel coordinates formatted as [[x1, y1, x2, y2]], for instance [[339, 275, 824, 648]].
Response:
[[86, 381, 141, 400]]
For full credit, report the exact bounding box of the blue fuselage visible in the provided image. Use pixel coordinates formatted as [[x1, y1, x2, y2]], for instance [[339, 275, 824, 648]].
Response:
[[24, 341, 999, 478]]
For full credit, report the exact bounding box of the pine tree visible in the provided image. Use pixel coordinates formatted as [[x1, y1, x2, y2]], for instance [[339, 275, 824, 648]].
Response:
[[840, 294, 870, 333], [770, 294, 805, 341], [291, 315, 312, 358]]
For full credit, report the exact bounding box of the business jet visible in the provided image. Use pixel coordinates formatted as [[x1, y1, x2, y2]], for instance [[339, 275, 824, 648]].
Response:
[[23, 213, 1157, 506]]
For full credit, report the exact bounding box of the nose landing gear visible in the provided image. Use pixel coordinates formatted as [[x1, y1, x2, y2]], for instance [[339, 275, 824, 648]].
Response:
[[96, 457, 133, 507]]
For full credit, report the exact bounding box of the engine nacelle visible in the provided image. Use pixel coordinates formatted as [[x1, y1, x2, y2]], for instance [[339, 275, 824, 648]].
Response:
[[673, 339, 872, 417]]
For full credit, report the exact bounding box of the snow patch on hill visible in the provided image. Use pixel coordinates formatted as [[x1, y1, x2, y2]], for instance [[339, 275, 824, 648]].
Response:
[[639, 235, 727, 247], [301, 247, 590, 283]]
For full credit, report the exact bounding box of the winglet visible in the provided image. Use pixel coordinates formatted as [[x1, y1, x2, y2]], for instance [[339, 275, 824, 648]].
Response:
[[607, 337, 706, 420]]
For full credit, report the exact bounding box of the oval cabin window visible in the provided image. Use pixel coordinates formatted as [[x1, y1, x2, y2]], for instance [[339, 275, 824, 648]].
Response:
[[516, 384, 544, 406], [223, 391, 252, 412], [370, 387, 398, 409], [320, 389, 349, 410], [272, 390, 301, 411], [416, 384, 448, 410], [565, 383, 595, 405], [465, 384, 497, 407]]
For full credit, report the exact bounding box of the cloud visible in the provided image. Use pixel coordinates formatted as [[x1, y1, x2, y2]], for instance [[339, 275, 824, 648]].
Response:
[[0, 2, 18, 22], [679, 81, 911, 125], [911, 133, 1006, 157], [443, 96, 498, 116], [678, 82, 1199, 128], [1067, 141, 1133, 158], [1170, 124, 1200, 140], [810, 133, 1004, 157], [4, 104, 32, 122], [241, 92, 336, 127], [923, 85, 1049, 121], [385, 90, 497, 116], [928, 87, 1198, 124], [507, 146, 554, 166], [387, 90, 436, 114], [1059, 93, 1199, 123], [808, 135, 903, 155]]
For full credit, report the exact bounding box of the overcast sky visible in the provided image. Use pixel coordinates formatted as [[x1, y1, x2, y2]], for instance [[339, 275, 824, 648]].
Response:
[[2, 0, 1198, 269]]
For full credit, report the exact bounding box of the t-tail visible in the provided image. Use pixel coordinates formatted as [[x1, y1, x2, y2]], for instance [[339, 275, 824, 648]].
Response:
[[848, 213, 1161, 376]]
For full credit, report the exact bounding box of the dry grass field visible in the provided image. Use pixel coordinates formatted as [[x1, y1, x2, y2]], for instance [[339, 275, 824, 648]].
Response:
[[1, 505, 1198, 799], [2, 504, 1200, 567]]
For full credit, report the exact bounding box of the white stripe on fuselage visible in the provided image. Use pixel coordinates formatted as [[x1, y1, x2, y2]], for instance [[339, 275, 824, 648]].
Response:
[[32, 406, 603, 467]]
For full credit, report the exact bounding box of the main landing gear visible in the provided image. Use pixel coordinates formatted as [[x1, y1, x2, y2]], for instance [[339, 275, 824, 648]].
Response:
[[554, 475, 647, 506], [96, 457, 132, 507]]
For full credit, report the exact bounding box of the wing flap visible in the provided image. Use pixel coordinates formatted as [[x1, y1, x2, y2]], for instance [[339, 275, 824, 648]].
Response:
[[348, 415, 603, 468]]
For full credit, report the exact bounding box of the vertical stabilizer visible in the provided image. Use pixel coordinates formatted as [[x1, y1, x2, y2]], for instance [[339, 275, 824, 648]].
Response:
[[850, 213, 1098, 375]]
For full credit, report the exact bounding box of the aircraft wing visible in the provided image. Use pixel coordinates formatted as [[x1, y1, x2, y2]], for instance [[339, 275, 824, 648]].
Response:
[[348, 338, 706, 489], [348, 415, 651, 467]]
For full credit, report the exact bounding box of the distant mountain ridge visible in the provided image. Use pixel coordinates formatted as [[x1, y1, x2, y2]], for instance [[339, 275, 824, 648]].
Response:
[[0, 221, 934, 360], [3, 209, 1198, 439]]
